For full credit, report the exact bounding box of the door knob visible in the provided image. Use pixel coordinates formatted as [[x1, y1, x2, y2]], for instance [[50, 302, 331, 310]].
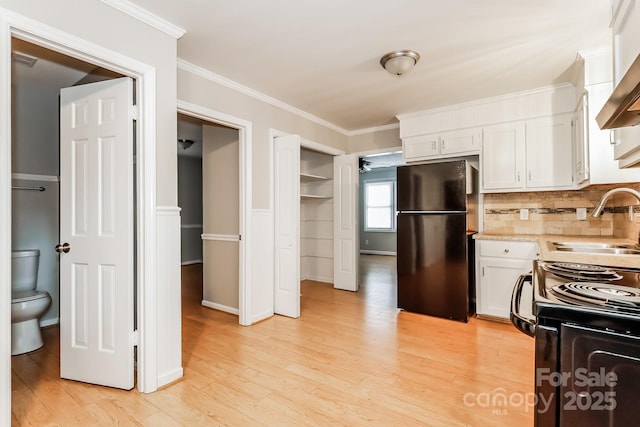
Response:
[[55, 243, 71, 253]]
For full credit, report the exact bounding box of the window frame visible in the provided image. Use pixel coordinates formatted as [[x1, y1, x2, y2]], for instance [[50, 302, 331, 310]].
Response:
[[363, 178, 397, 232]]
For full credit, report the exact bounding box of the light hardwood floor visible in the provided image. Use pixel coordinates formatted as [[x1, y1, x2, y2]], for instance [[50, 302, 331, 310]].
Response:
[[12, 255, 534, 426]]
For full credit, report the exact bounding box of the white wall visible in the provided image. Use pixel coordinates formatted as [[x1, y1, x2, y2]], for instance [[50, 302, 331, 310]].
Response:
[[348, 127, 401, 154], [177, 67, 348, 210]]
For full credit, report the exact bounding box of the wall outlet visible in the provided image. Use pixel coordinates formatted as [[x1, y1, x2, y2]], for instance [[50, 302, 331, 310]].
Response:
[[576, 207, 587, 220], [365, 239, 369, 245], [520, 208, 529, 220]]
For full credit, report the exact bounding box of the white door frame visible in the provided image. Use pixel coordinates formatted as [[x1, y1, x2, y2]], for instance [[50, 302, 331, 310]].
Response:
[[177, 100, 253, 326], [0, 9, 159, 420]]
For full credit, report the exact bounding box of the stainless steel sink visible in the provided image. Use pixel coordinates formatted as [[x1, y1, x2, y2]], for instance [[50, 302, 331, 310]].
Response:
[[551, 241, 640, 255]]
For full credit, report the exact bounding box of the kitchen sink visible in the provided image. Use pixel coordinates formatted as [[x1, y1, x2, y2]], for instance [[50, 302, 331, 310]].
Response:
[[551, 241, 640, 255]]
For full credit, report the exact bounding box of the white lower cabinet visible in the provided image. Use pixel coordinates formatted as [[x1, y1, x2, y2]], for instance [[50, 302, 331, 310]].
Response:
[[476, 240, 538, 319]]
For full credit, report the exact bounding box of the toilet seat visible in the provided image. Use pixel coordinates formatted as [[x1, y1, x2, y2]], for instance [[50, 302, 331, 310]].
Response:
[[12, 290, 50, 304]]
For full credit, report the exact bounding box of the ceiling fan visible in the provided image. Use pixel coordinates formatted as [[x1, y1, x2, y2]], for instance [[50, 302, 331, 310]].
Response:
[[359, 158, 371, 173]]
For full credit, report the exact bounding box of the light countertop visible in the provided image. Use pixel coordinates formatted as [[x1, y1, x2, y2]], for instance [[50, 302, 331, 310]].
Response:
[[474, 233, 640, 269]]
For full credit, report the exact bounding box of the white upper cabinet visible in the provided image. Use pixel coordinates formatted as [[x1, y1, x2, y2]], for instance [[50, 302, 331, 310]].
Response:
[[402, 127, 481, 162], [399, 84, 578, 192], [481, 114, 574, 192], [482, 122, 525, 190], [525, 115, 574, 189]]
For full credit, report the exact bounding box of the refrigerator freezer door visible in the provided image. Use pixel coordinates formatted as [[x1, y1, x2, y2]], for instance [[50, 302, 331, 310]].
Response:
[[397, 212, 469, 321], [397, 160, 467, 212]]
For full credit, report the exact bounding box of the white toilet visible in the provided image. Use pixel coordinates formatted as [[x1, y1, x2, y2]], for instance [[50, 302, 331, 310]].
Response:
[[11, 249, 52, 355]]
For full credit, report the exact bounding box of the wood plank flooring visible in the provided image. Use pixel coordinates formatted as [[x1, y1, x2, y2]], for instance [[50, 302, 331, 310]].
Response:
[[12, 255, 534, 426]]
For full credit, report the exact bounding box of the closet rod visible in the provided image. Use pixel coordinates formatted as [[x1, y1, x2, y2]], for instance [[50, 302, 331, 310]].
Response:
[[11, 186, 45, 192]]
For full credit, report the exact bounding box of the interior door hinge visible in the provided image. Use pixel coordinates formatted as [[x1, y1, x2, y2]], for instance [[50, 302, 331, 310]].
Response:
[[129, 105, 138, 121], [132, 329, 139, 346]]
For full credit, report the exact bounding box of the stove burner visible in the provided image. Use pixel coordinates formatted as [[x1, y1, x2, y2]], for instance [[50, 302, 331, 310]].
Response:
[[553, 262, 610, 273], [544, 262, 623, 281], [551, 282, 640, 309], [595, 286, 636, 297]]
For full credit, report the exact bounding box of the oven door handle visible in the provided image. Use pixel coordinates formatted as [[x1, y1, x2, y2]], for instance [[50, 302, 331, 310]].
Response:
[[510, 272, 536, 337]]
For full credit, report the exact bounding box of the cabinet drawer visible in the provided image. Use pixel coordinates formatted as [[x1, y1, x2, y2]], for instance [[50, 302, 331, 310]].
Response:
[[478, 240, 537, 259]]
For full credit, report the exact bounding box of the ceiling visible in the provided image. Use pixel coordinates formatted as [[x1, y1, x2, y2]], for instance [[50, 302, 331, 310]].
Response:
[[130, 0, 611, 133]]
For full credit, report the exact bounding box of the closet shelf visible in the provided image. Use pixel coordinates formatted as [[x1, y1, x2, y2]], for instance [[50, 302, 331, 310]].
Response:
[[300, 194, 332, 200], [300, 172, 330, 181]]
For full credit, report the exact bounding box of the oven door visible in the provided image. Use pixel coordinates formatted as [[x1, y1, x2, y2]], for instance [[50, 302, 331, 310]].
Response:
[[511, 272, 536, 336], [511, 272, 561, 426]]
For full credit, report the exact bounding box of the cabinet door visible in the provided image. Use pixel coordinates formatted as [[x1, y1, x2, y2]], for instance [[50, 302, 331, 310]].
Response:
[[526, 115, 574, 188], [477, 257, 533, 319], [574, 94, 589, 185], [440, 128, 482, 156], [402, 134, 441, 161], [481, 121, 525, 191]]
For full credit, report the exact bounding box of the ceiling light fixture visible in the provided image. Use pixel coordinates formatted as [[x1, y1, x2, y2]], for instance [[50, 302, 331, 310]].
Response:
[[178, 139, 195, 150], [380, 49, 420, 76]]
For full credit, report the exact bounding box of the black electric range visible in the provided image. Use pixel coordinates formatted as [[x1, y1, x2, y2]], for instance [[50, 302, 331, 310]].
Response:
[[511, 260, 640, 426]]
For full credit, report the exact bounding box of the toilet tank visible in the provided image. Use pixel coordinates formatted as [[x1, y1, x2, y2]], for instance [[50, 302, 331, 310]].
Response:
[[11, 249, 40, 292]]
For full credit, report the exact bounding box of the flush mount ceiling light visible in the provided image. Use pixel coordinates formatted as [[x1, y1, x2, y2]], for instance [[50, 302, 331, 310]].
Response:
[[380, 49, 420, 76], [178, 138, 195, 150]]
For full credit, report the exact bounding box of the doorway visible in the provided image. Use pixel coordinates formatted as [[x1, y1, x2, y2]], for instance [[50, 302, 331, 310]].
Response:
[[357, 150, 404, 308], [177, 113, 242, 317], [10, 36, 139, 416], [176, 101, 252, 326]]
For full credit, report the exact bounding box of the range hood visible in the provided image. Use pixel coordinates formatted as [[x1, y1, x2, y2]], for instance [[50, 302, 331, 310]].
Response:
[[596, 54, 640, 129]]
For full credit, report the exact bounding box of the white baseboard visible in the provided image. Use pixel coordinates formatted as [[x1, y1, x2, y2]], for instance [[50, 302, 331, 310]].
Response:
[[360, 250, 397, 256], [304, 275, 334, 284], [40, 317, 59, 327], [201, 300, 239, 315], [181, 259, 203, 266], [157, 367, 184, 388], [252, 310, 274, 324]]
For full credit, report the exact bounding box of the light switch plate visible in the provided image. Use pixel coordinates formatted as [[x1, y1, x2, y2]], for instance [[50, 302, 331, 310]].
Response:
[[576, 207, 587, 220], [520, 208, 529, 220]]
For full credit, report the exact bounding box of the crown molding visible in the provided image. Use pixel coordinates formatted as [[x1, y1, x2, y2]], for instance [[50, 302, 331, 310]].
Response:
[[348, 122, 399, 136], [100, 0, 186, 39], [177, 58, 354, 136]]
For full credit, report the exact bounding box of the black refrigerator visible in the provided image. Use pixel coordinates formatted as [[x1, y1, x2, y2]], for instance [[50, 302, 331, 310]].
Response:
[[396, 160, 477, 322]]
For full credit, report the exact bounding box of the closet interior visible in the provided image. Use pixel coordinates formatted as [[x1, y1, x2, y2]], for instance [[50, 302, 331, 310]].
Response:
[[299, 147, 334, 284]]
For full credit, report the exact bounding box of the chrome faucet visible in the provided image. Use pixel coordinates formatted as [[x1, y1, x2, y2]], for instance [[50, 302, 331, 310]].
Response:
[[592, 187, 640, 218]]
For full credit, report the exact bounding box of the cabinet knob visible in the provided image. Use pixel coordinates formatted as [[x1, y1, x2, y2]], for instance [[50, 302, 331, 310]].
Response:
[[504, 248, 510, 253]]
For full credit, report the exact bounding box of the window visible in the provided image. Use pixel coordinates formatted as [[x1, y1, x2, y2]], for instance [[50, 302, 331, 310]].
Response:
[[364, 180, 396, 231]]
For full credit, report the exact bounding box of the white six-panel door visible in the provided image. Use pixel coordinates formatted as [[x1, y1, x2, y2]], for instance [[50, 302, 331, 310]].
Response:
[[59, 77, 135, 389], [333, 154, 359, 292], [273, 135, 301, 318]]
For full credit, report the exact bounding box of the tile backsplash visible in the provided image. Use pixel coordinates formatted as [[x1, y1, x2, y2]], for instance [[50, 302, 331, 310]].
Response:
[[483, 183, 640, 241]]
